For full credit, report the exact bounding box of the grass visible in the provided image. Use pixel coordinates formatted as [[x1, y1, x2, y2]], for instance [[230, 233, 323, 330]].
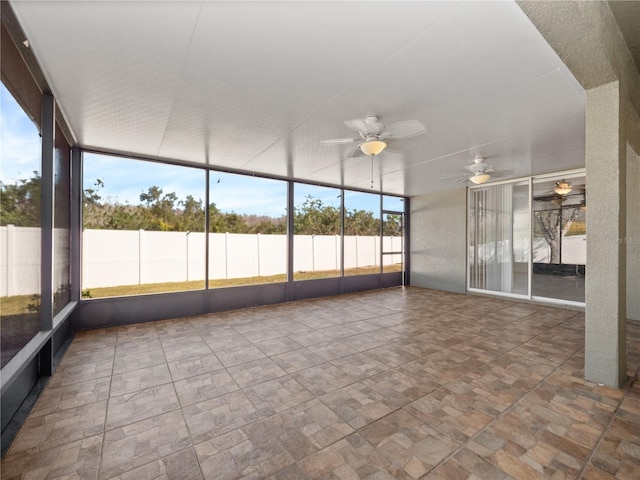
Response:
[[1, 294, 40, 316], [2, 265, 402, 313], [82, 265, 401, 299], [565, 221, 586, 236]]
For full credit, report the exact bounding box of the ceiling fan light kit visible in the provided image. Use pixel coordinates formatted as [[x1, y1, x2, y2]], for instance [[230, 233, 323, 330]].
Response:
[[321, 116, 425, 159], [440, 155, 516, 185], [360, 139, 387, 156], [469, 172, 491, 185], [554, 180, 572, 195]]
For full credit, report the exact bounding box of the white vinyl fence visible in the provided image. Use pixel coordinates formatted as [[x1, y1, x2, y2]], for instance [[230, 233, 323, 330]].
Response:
[[1, 225, 72, 297], [469, 235, 587, 266], [2, 226, 589, 296], [0, 226, 403, 294], [1, 225, 41, 296], [82, 230, 403, 289]]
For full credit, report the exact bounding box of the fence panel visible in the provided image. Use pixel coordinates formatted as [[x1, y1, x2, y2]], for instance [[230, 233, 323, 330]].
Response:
[[2, 227, 410, 294], [0, 226, 41, 296], [82, 229, 140, 288]]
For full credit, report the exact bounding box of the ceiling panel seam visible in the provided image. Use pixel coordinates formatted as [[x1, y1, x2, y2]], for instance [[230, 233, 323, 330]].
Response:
[[238, 2, 462, 171], [155, 0, 205, 161], [384, 113, 587, 172]]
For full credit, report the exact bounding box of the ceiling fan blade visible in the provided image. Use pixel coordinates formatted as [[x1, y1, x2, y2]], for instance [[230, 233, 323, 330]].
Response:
[[346, 144, 365, 158], [344, 118, 370, 133], [364, 116, 384, 134], [490, 170, 514, 178], [384, 120, 426, 139], [534, 194, 560, 202], [468, 162, 491, 173], [455, 176, 473, 183], [385, 138, 415, 153], [440, 173, 467, 180], [320, 137, 357, 145]]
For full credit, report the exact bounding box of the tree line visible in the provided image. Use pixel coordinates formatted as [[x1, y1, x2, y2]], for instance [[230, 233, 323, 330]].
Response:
[[1, 172, 402, 236]]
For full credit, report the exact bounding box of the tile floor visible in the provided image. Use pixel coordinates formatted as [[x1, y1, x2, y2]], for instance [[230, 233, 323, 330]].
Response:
[[2, 287, 639, 479]]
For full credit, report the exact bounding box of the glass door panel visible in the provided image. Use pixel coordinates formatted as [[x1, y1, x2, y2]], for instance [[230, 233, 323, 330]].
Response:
[[468, 181, 529, 296], [382, 212, 403, 274], [532, 175, 586, 303]]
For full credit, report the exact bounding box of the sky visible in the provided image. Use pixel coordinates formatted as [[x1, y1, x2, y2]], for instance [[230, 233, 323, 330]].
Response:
[[2, 83, 404, 218], [83, 153, 399, 217], [0, 85, 41, 184], [84, 152, 291, 217]]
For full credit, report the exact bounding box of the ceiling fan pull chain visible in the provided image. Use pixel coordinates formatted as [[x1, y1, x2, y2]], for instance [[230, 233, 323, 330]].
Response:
[[371, 155, 374, 189]]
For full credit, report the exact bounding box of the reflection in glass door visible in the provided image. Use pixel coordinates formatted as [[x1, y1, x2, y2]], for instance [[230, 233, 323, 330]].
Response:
[[531, 175, 586, 303]]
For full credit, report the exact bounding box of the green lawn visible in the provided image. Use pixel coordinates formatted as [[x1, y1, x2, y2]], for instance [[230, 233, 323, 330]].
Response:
[[565, 221, 586, 236], [1, 294, 40, 316], [83, 264, 401, 299], [2, 265, 402, 313]]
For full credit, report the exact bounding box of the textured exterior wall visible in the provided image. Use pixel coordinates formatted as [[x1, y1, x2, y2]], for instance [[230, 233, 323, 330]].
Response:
[[518, 1, 640, 150], [628, 145, 640, 321], [516, 1, 640, 386], [584, 81, 627, 387], [409, 188, 467, 293]]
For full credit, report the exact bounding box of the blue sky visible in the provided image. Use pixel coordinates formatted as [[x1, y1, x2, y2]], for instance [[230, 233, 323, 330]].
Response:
[[1, 85, 41, 184], [84, 152, 292, 217], [2, 83, 403, 218], [84, 153, 393, 217]]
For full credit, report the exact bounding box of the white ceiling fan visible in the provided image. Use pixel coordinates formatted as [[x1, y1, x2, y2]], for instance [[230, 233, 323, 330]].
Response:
[[321, 116, 426, 158], [441, 156, 514, 185]]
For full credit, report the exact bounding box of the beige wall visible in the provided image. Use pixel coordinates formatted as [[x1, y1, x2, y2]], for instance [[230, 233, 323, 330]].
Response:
[[409, 188, 467, 293]]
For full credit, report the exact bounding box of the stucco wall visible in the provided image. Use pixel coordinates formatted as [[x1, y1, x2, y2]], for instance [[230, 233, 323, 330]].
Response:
[[409, 188, 467, 293], [518, 0, 640, 386], [628, 144, 640, 321]]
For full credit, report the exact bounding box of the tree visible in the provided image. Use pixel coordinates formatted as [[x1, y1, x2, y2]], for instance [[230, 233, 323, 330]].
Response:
[[103, 204, 144, 230], [294, 196, 340, 235], [534, 207, 580, 264], [83, 178, 106, 228], [179, 195, 206, 232], [383, 214, 402, 237], [344, 208, 379, 236], [139, 186, 180, 231], [0, 171, 42, 227], [6, 173, 389, 239]]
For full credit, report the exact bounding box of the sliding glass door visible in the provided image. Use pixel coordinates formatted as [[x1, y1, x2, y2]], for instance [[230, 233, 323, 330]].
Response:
[[531, 174, 586, 303], [468, 181, 529, 296], [468, 171, 586, 305]]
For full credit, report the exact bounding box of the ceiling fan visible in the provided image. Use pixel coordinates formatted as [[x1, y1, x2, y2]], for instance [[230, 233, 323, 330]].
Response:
[[534, 180, 586, 204], [441, 156, 513, 185], [321, 116, 426, 158]]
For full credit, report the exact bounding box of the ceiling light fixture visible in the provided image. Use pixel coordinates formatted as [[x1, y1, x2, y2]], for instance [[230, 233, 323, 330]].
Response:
[[359, 139, 387, 156], [554, 180, 572, 195], [469, 172, 491, 185]]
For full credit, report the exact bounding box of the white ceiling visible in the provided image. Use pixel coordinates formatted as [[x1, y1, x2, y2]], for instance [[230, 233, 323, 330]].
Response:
[[11, 0, 586, 196]]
